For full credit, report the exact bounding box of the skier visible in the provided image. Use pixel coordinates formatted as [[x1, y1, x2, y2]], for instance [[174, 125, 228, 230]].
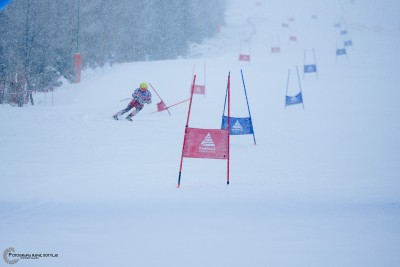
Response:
[[113, 82, 152, 121]]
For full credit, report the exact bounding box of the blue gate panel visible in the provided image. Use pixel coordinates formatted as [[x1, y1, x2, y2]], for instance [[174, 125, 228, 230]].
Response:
[[221, 116, 254, 135]]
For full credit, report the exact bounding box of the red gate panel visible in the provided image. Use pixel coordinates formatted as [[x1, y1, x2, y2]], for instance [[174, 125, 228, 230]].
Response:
[[157, 100, 167, 112], [193, 85, 205, 95], [239, 54, 250, 61], [182, 128, 229, 160]]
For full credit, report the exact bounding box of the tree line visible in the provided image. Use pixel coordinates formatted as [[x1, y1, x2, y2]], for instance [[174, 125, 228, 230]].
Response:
[[0, 0, 226, 106]]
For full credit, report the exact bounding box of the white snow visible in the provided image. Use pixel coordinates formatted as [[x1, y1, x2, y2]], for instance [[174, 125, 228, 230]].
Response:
[[1, 0, 400, 266]]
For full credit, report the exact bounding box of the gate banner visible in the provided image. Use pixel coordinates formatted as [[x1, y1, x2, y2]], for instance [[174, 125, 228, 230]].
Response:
[[304, 64, 317, 73], [182, 128, 229, 160], [192, 63, 206, 95], [336, 48, 346, 55], [271, 47, 281, 53], [344, 40, 353, 46], [221, 116, 254, 135], [285, 92, 303, 106], [193, 85, 205, 94], [239, 54, 250, 61], [157, 100, 167, 112]]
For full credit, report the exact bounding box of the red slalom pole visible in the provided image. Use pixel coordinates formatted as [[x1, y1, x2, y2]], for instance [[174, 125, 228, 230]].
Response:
[[178, 75, 197, 188], [149, 83, 171, 116], [165, 98, 189, 109], [74, 53, 82, 83], [227, 72, 231, 185], [151, 98, 190, 114]]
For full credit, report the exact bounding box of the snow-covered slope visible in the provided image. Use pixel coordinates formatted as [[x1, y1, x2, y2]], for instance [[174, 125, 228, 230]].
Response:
[[1, 1, 400, 266]]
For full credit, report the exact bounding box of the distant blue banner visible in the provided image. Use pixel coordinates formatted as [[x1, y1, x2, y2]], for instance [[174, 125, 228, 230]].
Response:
[[344, 40, 353, 47], [336, 48, 346, 55], [285, 92, 303, 106], [341, 30, 348, 35], [0, 0, 12, 11], [221, 116, 254, 135], [304, 64, 317, 73]]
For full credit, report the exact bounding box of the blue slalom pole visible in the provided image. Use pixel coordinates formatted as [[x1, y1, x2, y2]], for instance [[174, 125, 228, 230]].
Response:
[[296, 66, 305, 110], [221, 83, 228, 118], [313, 48, 319, 80], [240, 70, 256, 145], [285, 68, 290, 109], [221, 79, 229, 130]]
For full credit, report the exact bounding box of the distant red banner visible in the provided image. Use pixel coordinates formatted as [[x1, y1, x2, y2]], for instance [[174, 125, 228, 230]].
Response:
[[193, 85, 205, 94], [182, 128, 229, 160], [271, 47, 280, 53], [239, 54, 250, 61]]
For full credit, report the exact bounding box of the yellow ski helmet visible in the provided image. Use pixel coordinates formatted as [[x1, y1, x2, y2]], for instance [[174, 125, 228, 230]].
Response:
[[140, 82, 148, 89]]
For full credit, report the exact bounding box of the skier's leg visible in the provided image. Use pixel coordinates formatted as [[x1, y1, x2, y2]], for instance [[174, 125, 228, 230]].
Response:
[[113, 108, 128, 120], [113, 102, 134, 119], [126, 105, 143, 121]]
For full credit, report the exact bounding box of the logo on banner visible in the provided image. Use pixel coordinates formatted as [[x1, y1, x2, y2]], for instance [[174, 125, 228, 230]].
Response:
[[199, 133, 216, 152], [232, 120, 244, 132]]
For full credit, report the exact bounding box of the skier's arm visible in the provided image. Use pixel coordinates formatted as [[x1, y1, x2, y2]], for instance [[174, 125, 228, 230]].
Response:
[[132, 89, 140, 101], [146, 91, 152, 104]]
